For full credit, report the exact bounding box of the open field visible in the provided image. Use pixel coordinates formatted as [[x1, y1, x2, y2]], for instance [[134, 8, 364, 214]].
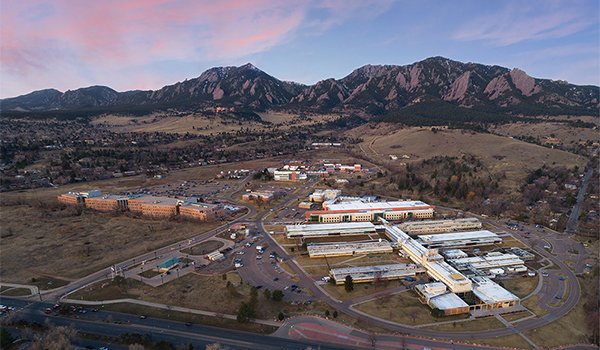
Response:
[[71, 271, 338, 321], [92, 113, 269, 135], [322, 281, 405, 301], [0, 204, 219, 283], [521, 295, 548, 317], [348, 124, 586, 189], [257, 111, 340, 127], [500, 277, 538, 298], [501, 311, 533, 322], [491, 122, 599, 147], [469, 334, 532, 349], [423, 316, 504, 332], [354, 290, 469, 325]]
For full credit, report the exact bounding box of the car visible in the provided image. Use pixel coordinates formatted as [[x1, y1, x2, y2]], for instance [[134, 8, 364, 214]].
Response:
[[255, 285, 263, 289], [99, 347, 109, 350], [44, 308, 52, 314], [542, 272, 549, 277], [555, 295, 562, 299], [273, 277, 279, 281], [185, 322, 192, 327], [559, 277, 566, 281], [139, 315, 147, 319]]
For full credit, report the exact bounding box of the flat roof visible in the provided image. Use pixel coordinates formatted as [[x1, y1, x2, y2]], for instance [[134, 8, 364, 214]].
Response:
[[330, 263, 418, 276], [418, 230, 499, 243], [400, 218, 481, 228], [325, 200, 433, 212], [429, 293, 469, 310], [286, 222, 375, 233], [128, 195, 181, 205], [472, 277, 519, 303]]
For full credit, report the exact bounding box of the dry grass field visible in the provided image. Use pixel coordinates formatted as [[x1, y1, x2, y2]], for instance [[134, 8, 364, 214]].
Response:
[[348, 124, 586, 190], [72, 272, 339, 321], [92, 113, 268, 135], [257, 111, 340, 127], [423, 316, 504, 332], [92, 111, 340, 136], [321, 280, 406, 301], [354, 290, 469, 325], [468, 334, 532, 349], [491, 122, 599, 146], [500, 277, 538, 298], [0, 204, 219, 283]]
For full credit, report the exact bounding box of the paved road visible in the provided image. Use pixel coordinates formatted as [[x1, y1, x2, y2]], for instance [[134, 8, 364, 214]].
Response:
[[0, 297, 348, 350], [565, 166, 593, 234]]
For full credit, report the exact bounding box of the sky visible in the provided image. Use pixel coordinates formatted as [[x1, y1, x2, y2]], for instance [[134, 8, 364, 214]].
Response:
[[1, 0, 598, 98]]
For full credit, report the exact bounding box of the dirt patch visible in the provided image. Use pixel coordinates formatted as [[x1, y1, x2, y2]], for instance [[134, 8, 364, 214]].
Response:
[[181, 240, 225, 256]]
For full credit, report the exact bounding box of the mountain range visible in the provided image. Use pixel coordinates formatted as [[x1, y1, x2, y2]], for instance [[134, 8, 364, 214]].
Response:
[[1, 57, 598, 117]]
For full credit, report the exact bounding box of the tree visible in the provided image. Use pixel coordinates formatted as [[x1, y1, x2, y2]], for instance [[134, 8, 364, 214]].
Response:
[[263, 289, 271, 300], [344, 275, 354, 292], [278, 312, 285, 321], [324, 310, 330, 318], [272, 290, 284, 301], [0, 329, 14, 349], [206, 344, 229, 350], [236, 302, 255, 323], [332, 310, 338, 318]]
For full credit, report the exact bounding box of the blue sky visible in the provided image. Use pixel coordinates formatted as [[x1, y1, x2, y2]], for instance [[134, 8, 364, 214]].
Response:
[[1, 0, 598, 98]]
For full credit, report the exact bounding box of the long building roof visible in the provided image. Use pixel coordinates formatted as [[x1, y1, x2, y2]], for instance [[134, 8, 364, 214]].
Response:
[[418, 230, 499, 243], [286, 222, 375, 233], [324, 200, 433, 212]]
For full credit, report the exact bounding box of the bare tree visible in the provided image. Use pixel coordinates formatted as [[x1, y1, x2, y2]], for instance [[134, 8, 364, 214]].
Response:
[[129, 344, 147, 350], [206, 343, 229, 350]]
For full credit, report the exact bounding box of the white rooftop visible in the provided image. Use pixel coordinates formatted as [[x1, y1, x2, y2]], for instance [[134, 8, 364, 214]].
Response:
[[286, 222, 375, 233], [325, 200, 432, 212], [429, 292, 470, 310], [471, 277, 520, 303], [418, 230, 499, 243]]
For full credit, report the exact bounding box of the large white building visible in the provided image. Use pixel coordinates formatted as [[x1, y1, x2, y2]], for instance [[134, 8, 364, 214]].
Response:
[[448, 252, 525, 272], [306, 200, 434, 223], [329, 263, 423, 285], [417, 230, 502, 249], [399, 218, 482, 235], [285, 222, 376, 239], [471, 277, 520, 309], [274, 170, 307, 181], [307, 240, 392, 258]]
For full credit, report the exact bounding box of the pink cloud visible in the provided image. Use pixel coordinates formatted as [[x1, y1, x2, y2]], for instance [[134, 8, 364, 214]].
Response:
[[0, 0, 389, 97]]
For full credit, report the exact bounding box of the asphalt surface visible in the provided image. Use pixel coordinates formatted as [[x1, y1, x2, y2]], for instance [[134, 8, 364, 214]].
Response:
[[565, 166, 594, 234], [0, 297, 347, 350]]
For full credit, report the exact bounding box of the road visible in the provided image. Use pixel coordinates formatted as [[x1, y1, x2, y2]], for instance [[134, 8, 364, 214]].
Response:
[[565, 166, 593, 234], [0, 298, 347, 350]]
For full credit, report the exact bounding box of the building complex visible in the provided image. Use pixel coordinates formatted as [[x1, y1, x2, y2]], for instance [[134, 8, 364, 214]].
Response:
[[306, 200, 434, 223]]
